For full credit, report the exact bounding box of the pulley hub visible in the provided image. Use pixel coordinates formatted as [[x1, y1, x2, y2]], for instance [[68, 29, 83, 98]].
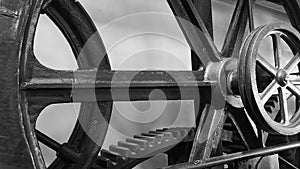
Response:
[[276, 69, 288, 87]]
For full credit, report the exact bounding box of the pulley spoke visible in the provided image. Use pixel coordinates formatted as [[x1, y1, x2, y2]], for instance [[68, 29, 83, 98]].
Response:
[[271, 33, 282, 68], [278, 88, 289, 125], [296, 97, 300, 112], [284, 53, 300, 73], [257, 55, 277, 76], [287, 82, 300, 98], [260, 80, 279, 104]]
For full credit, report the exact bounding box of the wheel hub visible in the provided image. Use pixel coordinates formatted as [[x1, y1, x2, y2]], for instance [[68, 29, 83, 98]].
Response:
[[276, 69, 288, 87]]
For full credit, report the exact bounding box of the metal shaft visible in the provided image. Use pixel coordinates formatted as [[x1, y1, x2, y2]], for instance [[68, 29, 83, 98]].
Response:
[[163, 141, 300, 169]]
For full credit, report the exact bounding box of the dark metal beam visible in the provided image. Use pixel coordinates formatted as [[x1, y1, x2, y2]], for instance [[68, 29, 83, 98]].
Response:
[[23, 70, 214, 90], [23, 71, 214, 103], [26, 85, 213, 102], [23, 69, 215, 103]]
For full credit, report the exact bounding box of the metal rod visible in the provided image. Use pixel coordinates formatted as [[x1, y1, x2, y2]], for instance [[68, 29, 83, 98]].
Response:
[[248, 0, 254, 31], [35, 129, 61, 152], [163, 141, 300, 169], [278, 156, 298, 169]]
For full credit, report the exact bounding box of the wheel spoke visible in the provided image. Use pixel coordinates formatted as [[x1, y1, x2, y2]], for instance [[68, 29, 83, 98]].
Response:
[[271, 33, 282, 68], [287, 80, 300, 110], [36, 129, 61, 152], [36, 130, 81, 163], [278, 88, 289, 125], [167, 0, 221, 66], [189, 105, 226, 161], [287, 82, 300, 98], [284, 53, 300, 73], [227, 107, 263, 150], [247, 0, 254, 31], [221, 0, 248, 58], [289, 76, 300, 85], [261, 80, 279, 104], [257, 55, 277, 77]]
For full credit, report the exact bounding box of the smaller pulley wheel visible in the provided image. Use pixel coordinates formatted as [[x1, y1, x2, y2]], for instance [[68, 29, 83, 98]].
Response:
[[239, 23, 300, 135]]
